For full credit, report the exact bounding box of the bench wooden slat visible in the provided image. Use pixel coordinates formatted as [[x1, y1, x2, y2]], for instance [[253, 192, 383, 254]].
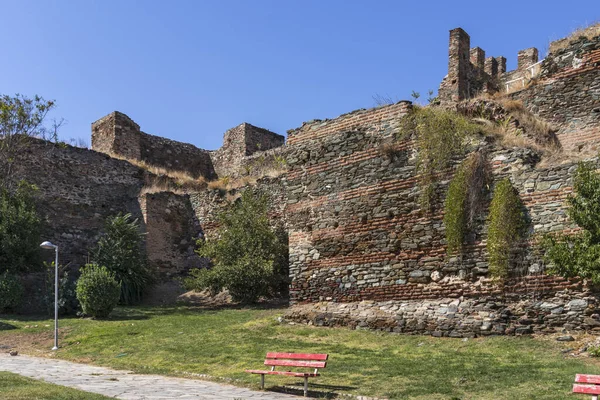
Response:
[[266, 352, 328, 361], [577, 374, 600, 384], [573, 384, 600, 395], [245, 369, 319, 377], [264, 359, 327, 368]]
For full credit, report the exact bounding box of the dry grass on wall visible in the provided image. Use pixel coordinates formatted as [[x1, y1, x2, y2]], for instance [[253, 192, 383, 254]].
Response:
[[549, 21, 600, 53]]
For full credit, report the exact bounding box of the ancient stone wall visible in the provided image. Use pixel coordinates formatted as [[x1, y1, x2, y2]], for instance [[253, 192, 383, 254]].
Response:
[[140, 192, 203, 277], [211, 123, 285, 177], [13, 139, 146, 268], [438, 28, 540, 102], [139, 132, 216, 180], [511, 34, 600, 152], [283, 96, 599, 336], [92, 112, 217, 180]]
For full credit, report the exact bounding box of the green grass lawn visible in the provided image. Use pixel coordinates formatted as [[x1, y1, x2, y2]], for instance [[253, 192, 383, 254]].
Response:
[[1, 306, 598, 399], [0, 371, 111, 400]]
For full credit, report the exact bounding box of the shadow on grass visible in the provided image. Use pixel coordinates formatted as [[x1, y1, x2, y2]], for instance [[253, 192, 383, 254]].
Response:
[[0, 321, 17, 331], [270, 386, 340, 399]]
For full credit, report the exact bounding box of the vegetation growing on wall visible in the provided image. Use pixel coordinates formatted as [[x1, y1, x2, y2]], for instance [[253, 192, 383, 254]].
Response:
[[543, 162, 600, 284], [0, 181, 41, 274], [397, 107, 481, 211], [93, 213, 152, 305], [487, 178, 526, 279], [184, 189, 289, 303], [444, 151, 489, 254]]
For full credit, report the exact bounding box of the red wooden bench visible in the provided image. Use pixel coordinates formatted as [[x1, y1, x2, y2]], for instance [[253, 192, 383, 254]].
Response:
[[245, 352, 328, 397], [574, 374, 600, 399]]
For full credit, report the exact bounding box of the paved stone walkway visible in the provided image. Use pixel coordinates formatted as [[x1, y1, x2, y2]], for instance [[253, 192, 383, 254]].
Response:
[[0, 353, 300, 399]]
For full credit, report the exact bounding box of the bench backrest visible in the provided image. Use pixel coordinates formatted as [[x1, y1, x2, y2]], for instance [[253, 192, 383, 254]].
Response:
[[574, 374, 600, 395], [264, 352, 328, 370]]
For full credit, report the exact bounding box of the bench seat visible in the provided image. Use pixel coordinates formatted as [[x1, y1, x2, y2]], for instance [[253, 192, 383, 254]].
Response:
[[245, 369, 319, 377], [574, 374, 600, 399], [245, 352, 328, 397]]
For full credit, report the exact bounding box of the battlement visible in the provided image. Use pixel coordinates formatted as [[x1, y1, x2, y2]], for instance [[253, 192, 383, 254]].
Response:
[[211, 122, 285, 177], [438, 27, 540, 101], [92, 112, 284, 180]]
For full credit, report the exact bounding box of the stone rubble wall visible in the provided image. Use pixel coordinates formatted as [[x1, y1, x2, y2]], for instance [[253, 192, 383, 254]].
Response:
[[283, 96, 599, 335], [284, 286, 598, 337], [210, 123, 285, 178], [13, 139, 146, 268], [511, 34, 600, 152], [140, 192, 203, 277]]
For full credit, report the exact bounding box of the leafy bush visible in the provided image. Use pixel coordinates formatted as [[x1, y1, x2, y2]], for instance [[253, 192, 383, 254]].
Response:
[[487, 178, 526, 279], [41, 262, 80, 316], [93, 213, 151, 305], [0, 181, 41, 274], [0, 272, 24, 312], [444, 152, 489, 254], [75, 264, 121, 318], [184, 189, 289, 303], [544, 162, 600, 284], [397, 107, 481, 211]]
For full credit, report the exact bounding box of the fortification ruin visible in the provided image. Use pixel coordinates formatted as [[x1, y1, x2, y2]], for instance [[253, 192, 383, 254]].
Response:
[[14, 25, 600, 336]]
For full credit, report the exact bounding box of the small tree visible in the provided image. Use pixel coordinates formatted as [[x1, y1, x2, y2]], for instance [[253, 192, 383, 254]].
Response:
[[0, 181, 41, 274], [0, 272, 24, 312], [184, 189, 289, 303], [76, 264, 121, 318], [93, 213, 151, 305], [544, 162, 600, 284]]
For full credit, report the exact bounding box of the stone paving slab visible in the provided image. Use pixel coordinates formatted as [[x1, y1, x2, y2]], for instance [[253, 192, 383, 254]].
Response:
[[0, 353, 300, 399]]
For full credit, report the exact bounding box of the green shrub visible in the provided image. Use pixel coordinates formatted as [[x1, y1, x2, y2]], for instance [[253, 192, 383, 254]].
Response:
[[397, 107, 481, 211], [0, 272, 24, 312], [544, 162, 600, 284], [41, 262, 80, 316], [76, 264, 121, 318], [444, 152, 489, 254], [0, 181, 41, 274], [93, 213, 151, 305], [487, 178, 526, 279], [184, 189, 289, 303]]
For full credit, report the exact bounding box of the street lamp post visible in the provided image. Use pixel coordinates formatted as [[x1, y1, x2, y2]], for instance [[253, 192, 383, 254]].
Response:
[[40, 241, 59, 351]]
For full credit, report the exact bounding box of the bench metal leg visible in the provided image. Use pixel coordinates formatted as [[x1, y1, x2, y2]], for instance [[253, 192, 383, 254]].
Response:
[[261, 374, 265, 390], [304, 376, 308, 397]]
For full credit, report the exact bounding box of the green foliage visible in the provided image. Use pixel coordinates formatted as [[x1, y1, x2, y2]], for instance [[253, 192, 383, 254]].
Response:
[[543, 162, 600, 284], [0, 181, 41, 274], [0, 94, 56, 189], [487, 178, 526, 279], [444, 153, 489, 254], [41, 262, 80, 316], [75, 264, 121, 318], [93, 213, 151, 305], [589, 346, 600, 357], [397, 107, 481, 211], [184, 189, 289, 303], [0, 272, 24, 312]]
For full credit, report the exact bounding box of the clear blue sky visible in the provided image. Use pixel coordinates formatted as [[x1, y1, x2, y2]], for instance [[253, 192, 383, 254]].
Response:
[[1, 0, 597, 150]]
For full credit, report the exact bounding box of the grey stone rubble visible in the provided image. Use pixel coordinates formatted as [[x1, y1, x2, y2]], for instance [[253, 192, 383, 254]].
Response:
[[0, 353, 300, 400]]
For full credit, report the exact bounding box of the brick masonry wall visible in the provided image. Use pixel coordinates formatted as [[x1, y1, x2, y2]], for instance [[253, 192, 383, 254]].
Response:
[[283, 99, 599, 336], [140, 192, 203, 277], [511, 34, 600, 152]]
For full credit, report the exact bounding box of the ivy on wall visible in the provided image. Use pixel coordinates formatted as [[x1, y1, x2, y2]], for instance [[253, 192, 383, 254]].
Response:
[[397, 107, 481, 211], [487, 178, 526, 279], [444, 151, 489, 254]]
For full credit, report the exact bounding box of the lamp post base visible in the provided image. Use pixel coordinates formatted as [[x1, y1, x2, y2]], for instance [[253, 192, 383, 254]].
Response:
[[52, 346, 58, 351]]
